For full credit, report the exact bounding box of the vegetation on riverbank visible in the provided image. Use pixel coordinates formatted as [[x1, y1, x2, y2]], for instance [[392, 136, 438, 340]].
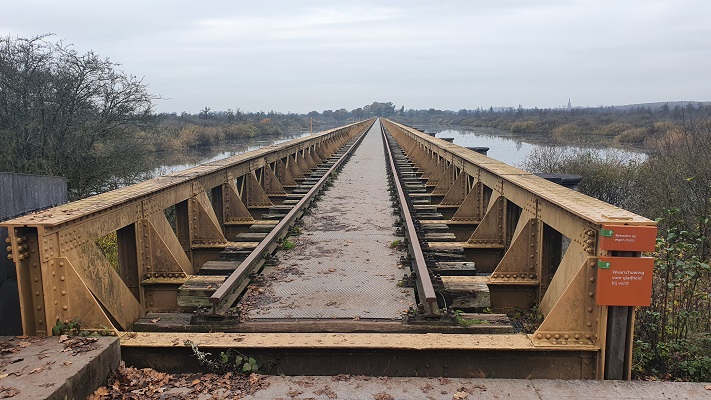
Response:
[[524, 114, 711, 382]]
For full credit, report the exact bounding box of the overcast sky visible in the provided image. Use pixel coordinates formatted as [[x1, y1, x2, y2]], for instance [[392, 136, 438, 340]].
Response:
[[3, 0, 710, 114]]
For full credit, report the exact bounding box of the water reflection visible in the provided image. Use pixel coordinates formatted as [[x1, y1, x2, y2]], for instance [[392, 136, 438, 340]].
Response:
[[148, 131, 312, 177], [427, 126, 646, 168]]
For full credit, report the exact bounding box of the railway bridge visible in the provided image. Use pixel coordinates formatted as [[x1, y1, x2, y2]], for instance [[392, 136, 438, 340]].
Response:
[[2, 118, 657, 380]]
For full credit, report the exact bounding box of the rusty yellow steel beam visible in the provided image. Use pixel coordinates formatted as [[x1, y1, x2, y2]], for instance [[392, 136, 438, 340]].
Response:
[[2, 119, 375, 336]]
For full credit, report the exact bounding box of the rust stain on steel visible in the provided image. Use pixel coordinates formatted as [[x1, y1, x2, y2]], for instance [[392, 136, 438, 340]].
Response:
[[1, 122, 370, 228], [382, 119, 654, 227], [120, 332, 598, 351], [382, 125, 439, 316], [209, 121, 374, 313]]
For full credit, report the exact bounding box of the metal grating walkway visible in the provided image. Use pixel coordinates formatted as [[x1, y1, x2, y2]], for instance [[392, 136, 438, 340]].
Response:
[[240, 120, 415, 320]]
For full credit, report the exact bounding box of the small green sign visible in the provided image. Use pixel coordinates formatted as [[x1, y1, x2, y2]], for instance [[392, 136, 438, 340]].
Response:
[[600, 229, 614, 237], [598, 260, 611, 269]]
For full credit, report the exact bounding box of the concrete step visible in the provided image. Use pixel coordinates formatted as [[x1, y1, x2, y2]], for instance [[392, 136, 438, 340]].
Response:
[[219, 247, 253, 261], [177, 275, 225, 310], [440, 275, 491, 309], [234, 232, 269, 242], [424, 232, 458, 242], [249, 221, 278, 233], [199, 260, 241, 275], [417, 212, 445, 220]]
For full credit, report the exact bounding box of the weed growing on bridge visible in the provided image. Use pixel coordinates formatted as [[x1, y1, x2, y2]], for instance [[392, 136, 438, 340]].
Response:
[[186, 340, 275, 374], [453, 310, 486, 327], [281, 239, 296, 250]]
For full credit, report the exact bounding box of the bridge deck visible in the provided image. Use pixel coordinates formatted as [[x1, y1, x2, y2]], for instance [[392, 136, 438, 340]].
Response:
[[239, 120, 415, 320]]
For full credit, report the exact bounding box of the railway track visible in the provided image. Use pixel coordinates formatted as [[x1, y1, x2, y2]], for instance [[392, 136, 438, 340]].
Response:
[[132, 119, 510, 334], [4, 117, 655, 378]]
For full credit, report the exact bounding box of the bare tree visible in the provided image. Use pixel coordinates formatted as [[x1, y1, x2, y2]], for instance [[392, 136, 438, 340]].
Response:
[[0, 34, 157, 198]]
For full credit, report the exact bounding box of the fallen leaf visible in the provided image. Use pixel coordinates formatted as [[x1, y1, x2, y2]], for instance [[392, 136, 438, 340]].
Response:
[[62, 362, 72, 367], [0, 387, 20, 398], [705, 384, 711, 390], [58, 335, 69, 343], [0, 374, 7, 380], [93, 387, 109, 396], [453, 391, 469, 400], [150, 318, 161, 323], [18, 342, 31, 348], [29, 367, 43, 374], [15, 336, 28, 340]]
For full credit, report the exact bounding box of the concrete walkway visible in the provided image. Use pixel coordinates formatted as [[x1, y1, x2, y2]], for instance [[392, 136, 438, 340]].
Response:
[[0, 335, 119, 400], [240, 120, 415, 321], [238, 375, 710, 399]]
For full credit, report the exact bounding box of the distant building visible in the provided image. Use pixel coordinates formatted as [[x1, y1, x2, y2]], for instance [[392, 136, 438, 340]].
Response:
[[567, 98, 572, 110]]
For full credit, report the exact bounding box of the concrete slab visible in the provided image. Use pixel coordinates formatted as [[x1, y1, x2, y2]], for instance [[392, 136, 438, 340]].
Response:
[[0, 335, 119, 400], [234, 375, 711, 399]]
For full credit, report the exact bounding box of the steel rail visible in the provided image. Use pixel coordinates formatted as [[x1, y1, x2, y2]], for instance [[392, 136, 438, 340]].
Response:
[[209, 121, 374, 315], [381, 123, 440, 317]]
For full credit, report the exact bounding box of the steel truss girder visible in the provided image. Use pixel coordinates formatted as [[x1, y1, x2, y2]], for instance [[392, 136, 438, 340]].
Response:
[[3, 120, 375, 336], [381, 118, 655, 379]]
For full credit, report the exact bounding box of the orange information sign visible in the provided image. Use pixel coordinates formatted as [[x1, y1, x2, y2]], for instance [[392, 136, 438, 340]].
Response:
[[596, 256, 654, 306], [599, 225, 657, 252]]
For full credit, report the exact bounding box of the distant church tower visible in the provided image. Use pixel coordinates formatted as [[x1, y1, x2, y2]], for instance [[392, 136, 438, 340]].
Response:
[[567, 98, 572, 110]]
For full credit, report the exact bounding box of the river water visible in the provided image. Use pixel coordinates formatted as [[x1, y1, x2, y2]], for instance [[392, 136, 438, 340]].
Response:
[[422, 126, 646, 169], [149, 125, 646, 177]]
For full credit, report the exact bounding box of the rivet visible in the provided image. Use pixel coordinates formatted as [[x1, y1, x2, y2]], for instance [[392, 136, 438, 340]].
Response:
[[54, 300, 58, 305], [38, 320, 43, 325], [564, 335, 569, 340], [61, 290, 66, 296], [537, 334, 542, 339], [589, 277, 595, 282], [63, 305, 68, 310], [588, 291, 594, 297], [36, 305, 41, 310], [587, 322, 592, 327], [59, 262, 64, 267], [34, 277, 39, 282], [545, 334, 551, 339], [60, 276, 65, 281], [587, 307, 593, 312], [554, 334, 560, 339]]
